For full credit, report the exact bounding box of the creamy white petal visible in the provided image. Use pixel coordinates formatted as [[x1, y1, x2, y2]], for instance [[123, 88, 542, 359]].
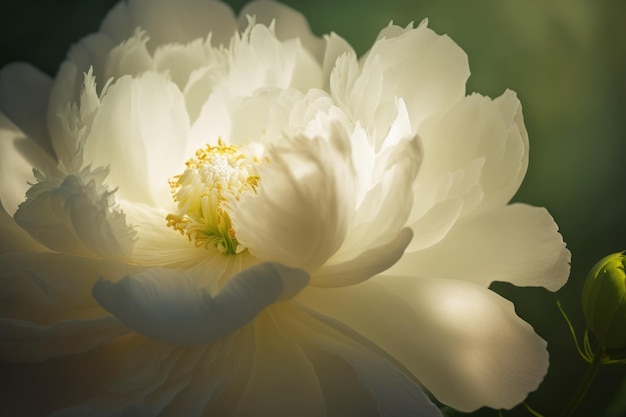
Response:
[[391, 203, 571, 291], [188, 23, 324, 151], [229, 87, 338, 147], [313, 228, 413, 288], [42, 327, 256, 417], [337, 125, 420, 256], [0, 317, 129, 363], [0, 252, 143, 324], [101, 0, 237, 48], [0, 204, 48, 254], [66, 32, 118, 94], [416, 90, 528, 215], [354, 21, 469, 135], [48, 63, 110, 169], [14, 169, 136, 261], [230, 87, 303, 145], [321, 32, 354, 91], [234, 309, 326, 417], [48, 61, 82, 163], [83, 71, 190, 206], [231, 128, 357, 271], [47, 34, 117, 157], [238, 0, 325, 62], [0, 63, 53, 154], [406, 158, 484, 252], [273, 303, 443, 417], [93, 262, 309, 345], [117, 200, 208, 268], [297, 276, 550, 411], [374, 21, 416, 42], [154, 39, 213, 91], [104, 29, 153, 81], [184, 64, 225, 124], [188, 89, 233, 153], [225, 23, 322, 98], [330, 50, 384, 140], [0, 112, 55, 215]]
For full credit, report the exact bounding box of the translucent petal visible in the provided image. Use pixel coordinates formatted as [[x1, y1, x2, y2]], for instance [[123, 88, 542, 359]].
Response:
[[338, 135, 421, 256], [104, 29, 153, 81], [238, 0, 325, 62], [93, 262, 309, 345], [0, 317, 129, 363], [273, 303, 443, 417], [314, 228, 413, 288], [14, 170, 136, 261], [0, 203, 47, 254], [234, 309, 326, 417], [83, 71, 190, 206], [415, 90, 528, 215], [391, 203, 571, 291], [224, 23, 321, 98], [231, 127, 357, 271], [321, 32, 354, 91], [0, 63, 53, 154], [0, 251, 143, 324], [0, 112, 55, 215], [361, 21, 469, 131], [297, 276, 550, 411], [101, 0, 237, 48]]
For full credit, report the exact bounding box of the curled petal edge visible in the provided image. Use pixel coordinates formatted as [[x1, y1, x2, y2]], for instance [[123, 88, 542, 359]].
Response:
[[93, 262, 309, 345]]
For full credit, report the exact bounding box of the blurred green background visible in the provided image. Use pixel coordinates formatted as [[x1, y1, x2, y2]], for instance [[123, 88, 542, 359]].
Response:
[[1, 0, 624, 416]]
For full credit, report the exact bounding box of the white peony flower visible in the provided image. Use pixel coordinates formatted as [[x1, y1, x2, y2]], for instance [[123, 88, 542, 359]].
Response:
[[0, 0, 571, 415]]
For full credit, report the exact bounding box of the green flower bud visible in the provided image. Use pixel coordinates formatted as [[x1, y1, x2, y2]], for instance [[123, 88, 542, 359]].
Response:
[[582, 252, 626, 350]]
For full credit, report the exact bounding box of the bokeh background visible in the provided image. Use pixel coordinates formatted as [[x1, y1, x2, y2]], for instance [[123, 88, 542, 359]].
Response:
[[1, 0, 624, 416]]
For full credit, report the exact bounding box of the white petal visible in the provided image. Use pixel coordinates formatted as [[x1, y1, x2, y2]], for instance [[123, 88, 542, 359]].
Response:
[[238, 0, 325, 62], [104, 29, 154, 81], [314, 228, 413, 288], [0, 63, 53, 154], [416, 90, 528, 214], [117, 200, 209, 268], [406, 161, 482, 252], [230, 87, 303, 145], [48, 60, 81, 163], [354, 22, 469, 134], [0, 252, 143, 324], [297, 276, 550, 411], [188, 89, 233, 154], [154, 39, 213, 91], [375, 21, 416, 41], [272, 303, 443, 417], [229, 87, 337, 146], [234, 309, 326, 417], [321, 32, 354, 91], [101, 0, 237, 48], [391, 203, 571, 291], [45, 328, 255, 417], [231, 128, 357, 271], [337, 123, 421, 256], [223, 23, 321, 99], [0, 112, 55, 215], [83, 72, 190, 206], [0, 204, 47, 254], [0, 317, 128, 363], [92, 262, 309, 345], [0, 252, 141, 362], [14, 169, 136, 261], [47, 35, 117, 155]]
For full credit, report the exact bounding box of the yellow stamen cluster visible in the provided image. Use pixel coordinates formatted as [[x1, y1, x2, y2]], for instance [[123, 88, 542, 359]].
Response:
[[167, 139, 260, 255]]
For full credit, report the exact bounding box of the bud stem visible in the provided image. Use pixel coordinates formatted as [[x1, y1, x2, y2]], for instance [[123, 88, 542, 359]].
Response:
[[560, 345, 604, 417]]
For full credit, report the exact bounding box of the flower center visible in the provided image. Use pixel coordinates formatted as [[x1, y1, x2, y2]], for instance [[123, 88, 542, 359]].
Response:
[[166, 139, 260, 255]]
